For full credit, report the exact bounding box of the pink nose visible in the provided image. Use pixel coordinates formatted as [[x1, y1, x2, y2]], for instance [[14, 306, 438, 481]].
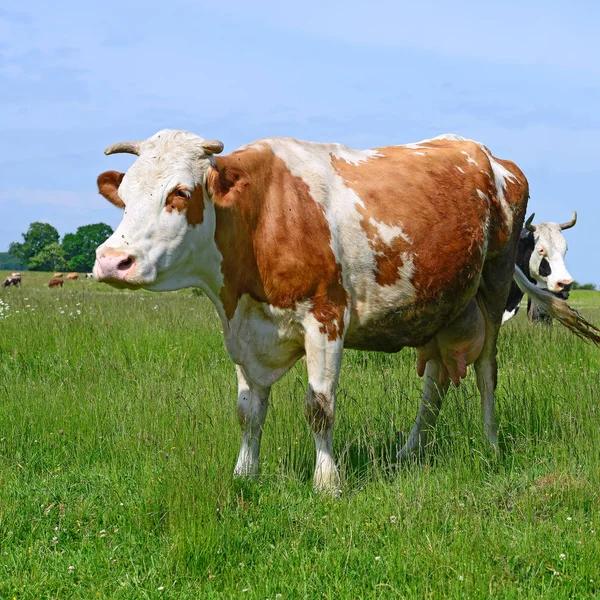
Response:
[[95, 251, 136, 282], [556, 279, 574, 292]]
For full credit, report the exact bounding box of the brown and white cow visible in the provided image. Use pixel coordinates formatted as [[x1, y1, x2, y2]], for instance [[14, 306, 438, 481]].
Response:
[[66, 272, 79, 280], [94, 130, 530, 492]]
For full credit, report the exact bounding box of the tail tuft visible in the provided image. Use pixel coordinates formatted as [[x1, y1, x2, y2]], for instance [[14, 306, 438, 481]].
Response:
[[513, 266, 600, 345]]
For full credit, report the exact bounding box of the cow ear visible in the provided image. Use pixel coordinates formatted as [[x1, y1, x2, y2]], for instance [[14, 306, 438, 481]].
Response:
[[97, 170, 126, 209], [206, 165, 249, 208]]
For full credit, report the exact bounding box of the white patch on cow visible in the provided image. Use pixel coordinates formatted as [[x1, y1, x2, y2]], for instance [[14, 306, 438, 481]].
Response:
[[461, 151, 478, 166], [369, 218, 412, 245], [431, 133, 468, 142], [263, 138, 418, 335], [456, 166, 465, 174], [403, 143, 429, 150], [476, 189, 489, 202], [224, 294, 305, 388], [484, 153, 518, 230], [413, 151, 426, 156], [501, 306, 519, 324]]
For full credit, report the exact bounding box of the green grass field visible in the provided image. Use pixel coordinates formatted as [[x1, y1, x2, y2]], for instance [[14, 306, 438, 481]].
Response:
[[1, 271, 599, 599]]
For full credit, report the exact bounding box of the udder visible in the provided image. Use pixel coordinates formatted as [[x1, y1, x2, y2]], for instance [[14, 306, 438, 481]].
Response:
[[416, 298, 485, 387]]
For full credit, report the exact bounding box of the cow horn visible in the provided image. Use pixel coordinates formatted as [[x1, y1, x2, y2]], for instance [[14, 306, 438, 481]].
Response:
[[201, 140, 224, 155], [104, 141, 143, 156], [525, 213, 536, 232], [559, 210, 577, 230]]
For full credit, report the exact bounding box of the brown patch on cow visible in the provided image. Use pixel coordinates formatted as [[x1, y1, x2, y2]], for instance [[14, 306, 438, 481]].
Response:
[[210, 147, 347, 340], [305, 391, 334, 433], [97, 171, 125, 209], [165, 186, 205, 226], [331, 141, 513, 306]]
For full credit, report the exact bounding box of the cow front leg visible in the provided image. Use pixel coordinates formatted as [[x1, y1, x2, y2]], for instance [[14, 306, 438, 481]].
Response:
[[398, 360, 449, 460], [233, 366, 271, 478], [304, 334, 344, 494]]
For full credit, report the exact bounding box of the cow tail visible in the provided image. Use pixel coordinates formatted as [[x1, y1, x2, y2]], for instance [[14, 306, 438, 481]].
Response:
[[513, 266, 600, 345]]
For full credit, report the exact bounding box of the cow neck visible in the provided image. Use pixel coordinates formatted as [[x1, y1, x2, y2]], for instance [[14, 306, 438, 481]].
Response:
[[517, 229, 535, 283], [212, 151, 269, 321]]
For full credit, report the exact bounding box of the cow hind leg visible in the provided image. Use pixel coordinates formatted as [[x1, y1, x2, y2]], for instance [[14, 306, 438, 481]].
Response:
[[475, 252, 520, 452], [401, 298, 484, 460], [398, 360, 449, 460], [304, 332, 344, 494], [474, 302, 500, 452], [233, 366, 271, 478]]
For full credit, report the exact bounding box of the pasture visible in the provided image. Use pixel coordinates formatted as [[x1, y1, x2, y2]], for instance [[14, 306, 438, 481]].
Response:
[[1, 271, 599, 599]]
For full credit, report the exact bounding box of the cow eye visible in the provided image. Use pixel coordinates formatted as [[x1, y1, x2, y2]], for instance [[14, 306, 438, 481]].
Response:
[[174, 189, 188, 198], [538, 248, 545, 255]]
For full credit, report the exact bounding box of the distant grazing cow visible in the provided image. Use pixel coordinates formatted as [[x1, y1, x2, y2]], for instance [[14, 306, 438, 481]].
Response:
[[85, 273, 94, 279], [53, 272, 64, 278], [48, 279, 64, 288], [3, 275, 21, 288], [93, 129, 598, 491], [503, 212, 577, 324], [66, 273, 79, 280]]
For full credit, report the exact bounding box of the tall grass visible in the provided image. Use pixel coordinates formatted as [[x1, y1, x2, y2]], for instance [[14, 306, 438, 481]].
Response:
[[1, 271, 599, 598]]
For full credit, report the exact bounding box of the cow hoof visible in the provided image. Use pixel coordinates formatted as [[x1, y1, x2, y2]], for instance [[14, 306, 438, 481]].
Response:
[[314, 481, 342, 498], [396, 436, 427, 462], [397, 447, 422, 463]]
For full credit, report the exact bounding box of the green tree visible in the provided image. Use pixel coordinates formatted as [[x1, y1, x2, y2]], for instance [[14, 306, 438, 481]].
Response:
[[8, 222, 60, 266], [28, 242, 67, 272], [62, 223, 114, 272], [572, 281, 597, 291], [0, 252, 27, 270]]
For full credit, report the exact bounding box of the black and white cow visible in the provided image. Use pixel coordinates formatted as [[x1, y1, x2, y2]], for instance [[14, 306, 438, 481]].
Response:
[[503, 212, 577, 324], [2, 274, 21, 288]]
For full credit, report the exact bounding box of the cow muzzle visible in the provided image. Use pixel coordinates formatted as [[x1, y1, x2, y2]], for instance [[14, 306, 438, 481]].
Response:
[[550, 279, 574, 298], [95, 250, 137, 284]]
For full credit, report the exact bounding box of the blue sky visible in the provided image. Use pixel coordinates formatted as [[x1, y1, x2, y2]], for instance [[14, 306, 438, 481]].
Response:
[[1, 0, 598, 281]]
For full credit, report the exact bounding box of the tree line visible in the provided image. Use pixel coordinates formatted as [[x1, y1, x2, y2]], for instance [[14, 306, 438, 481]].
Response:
[[6, 222, 113, 272]]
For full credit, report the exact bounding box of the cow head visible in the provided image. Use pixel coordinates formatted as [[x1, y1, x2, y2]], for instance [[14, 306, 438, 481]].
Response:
[[94, 130, 246, 292], [519, 212, 577, 298]]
